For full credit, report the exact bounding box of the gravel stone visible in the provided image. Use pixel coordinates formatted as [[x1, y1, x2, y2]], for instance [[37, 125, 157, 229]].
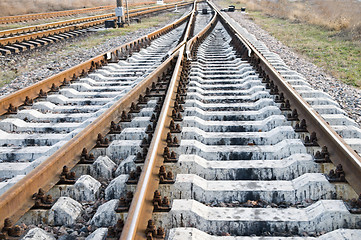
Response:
[[0, 7, 189, 97], [220, 7, 361, 126]]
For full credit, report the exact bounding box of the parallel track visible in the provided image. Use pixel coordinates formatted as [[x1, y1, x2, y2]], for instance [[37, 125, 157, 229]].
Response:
[[0, 1, 193, 55], [0, 6, 115, 24], [0, 1, 180, 24], [0, 1, 360, 239]]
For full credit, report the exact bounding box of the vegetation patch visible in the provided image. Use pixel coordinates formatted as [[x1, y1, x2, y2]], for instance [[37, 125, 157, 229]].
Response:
[[66, 13, 178, 50], [217, 0, 361, 87], [0, 69, 18, 88]]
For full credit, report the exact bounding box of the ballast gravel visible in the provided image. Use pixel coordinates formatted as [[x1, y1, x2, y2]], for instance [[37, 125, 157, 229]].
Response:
[[222, 9, 361, 126], [0, 7, 189, 97]]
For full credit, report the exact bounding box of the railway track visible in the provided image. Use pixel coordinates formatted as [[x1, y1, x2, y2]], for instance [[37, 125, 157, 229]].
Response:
[[0, 1, 180, 24], [0, 6, 115, 24], [0, 0, 360, 239], [0, 1, 193, 55]]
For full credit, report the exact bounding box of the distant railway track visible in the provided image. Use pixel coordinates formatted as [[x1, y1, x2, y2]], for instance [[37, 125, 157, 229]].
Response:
[[0, 6, 115, 24], [0, 0, 360, 239], [0, 1, 193, 55], [0, 1, 166, 25]]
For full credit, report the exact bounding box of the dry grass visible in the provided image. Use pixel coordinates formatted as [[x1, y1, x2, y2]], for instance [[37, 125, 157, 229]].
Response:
[[66, 13, 178, 50], [0, 70, 18, 88], [231, 0, 361, 40], [0, 0, 155, 17], [218, 0, 361, 87]]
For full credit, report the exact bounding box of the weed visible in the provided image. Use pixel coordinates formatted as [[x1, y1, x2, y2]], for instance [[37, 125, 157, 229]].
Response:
[[0, 70, 18, 88]]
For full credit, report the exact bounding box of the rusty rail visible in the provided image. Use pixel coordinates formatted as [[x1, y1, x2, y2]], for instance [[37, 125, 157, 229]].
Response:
[[0, 1, 192, 47], [121, 46, 183, 240], [0, 13, 114, 38], [0, 6, 115, 24], [185, 10, 217, 58], [208, 0, 361, 194], [0, 9, 191, 114], [0, 1, 164, 25], [119, 2, 222, 239], [0, 9, 192, 230]]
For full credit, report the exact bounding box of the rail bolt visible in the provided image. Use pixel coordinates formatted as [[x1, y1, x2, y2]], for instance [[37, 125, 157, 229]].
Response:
[[110, 121, 122, 134], [327, 164, 346, 182], [24, 96, 33, 106], [295, 119, 307, 132], [146, 220, 157, 236], [7, 104, 17, 114]]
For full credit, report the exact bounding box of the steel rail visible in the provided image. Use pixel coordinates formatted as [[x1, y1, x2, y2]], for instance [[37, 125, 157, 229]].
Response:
[[119, 2, 224, 239], [0, 10, 191, 114], [185, 10, 217, 59], [208, 0, 361, 194], [0, 1, 192, 38], [121, 45, 184, 240], [0, 1, 169, 24], [0, 6, 115, 24], [0, 13, 114, 38], [0, 9, 193, 229], [0, 1, 192, 47]]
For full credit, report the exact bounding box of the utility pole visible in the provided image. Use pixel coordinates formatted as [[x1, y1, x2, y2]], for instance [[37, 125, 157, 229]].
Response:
[[116, 0, 125, 27], [125, 0, 130, 25]]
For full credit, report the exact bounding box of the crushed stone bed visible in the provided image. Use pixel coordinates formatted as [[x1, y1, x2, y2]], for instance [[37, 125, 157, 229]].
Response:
[[218, 6, 361, 126]]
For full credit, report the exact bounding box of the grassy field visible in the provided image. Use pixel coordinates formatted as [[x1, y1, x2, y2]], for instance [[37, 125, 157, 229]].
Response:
[[217, 0, 361, 87]]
